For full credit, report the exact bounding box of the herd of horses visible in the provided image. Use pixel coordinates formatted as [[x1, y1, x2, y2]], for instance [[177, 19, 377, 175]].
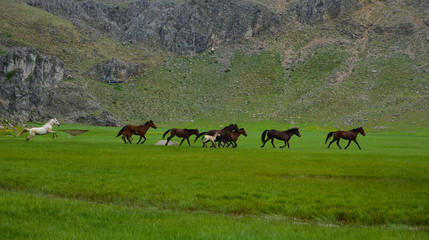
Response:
[[113, 120, 366, 149], [17, 119, 366, 149]]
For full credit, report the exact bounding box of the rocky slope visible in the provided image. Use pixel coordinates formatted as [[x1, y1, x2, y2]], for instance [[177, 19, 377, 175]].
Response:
[[0, 48, 120, 126]]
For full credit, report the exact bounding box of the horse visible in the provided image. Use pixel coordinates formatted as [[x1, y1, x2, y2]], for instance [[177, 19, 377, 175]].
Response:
[[202, 132, 220, 148], [325, 127, 366, 150], [195, 124, 239, 148], [261, 127, 301, 148], [17, 118, 60, 141], [162, 128, 200, 146], [116, 120, 157, 144], [213, 124, 240, 148], [223, 128, 247, 148]]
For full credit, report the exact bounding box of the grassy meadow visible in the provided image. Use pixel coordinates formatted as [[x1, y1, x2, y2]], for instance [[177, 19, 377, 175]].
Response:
[[1, 122, 428, 239]]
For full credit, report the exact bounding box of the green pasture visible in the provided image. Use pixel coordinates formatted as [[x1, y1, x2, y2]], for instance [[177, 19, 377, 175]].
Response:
[[1, 123, 429, 239]]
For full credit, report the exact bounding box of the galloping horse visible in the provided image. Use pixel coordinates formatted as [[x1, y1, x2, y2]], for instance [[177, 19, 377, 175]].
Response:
[[325, 127, 366, 150], [261, 127, 301, 148], [17, 118, 60, 141], [163, 128, 200, 146], [116, 120, 157, 144], [224, 128, 247, 148]]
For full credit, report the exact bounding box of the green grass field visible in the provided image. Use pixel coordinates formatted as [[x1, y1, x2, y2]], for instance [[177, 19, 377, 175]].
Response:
[[1, 122, 429, 239]]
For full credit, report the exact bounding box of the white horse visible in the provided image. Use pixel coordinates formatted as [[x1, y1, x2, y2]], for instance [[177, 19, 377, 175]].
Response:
[[202, 132, 220, 148], [17, 118, 60, 141]]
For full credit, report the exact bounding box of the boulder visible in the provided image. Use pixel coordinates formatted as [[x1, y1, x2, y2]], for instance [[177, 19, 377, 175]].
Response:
[[155, 140, 180, 146]]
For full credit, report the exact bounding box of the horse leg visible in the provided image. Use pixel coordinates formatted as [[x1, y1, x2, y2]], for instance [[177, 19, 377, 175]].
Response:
[[327, 139, 336, 148], [166, 136, 173, 145], [336, 139, 342, 149], [271, 138, 276, 148], [179, 138, 185, 146], [345, 140, 352, 149], [261, 139, 269, 148], [136, 136, 143, 144], [127, 134, 133, 144], [186, 138, 191, 147], [287, 141, 290, 149], [121, 135, 127, 144], [353, 140, 362, 150], [280, 140, 287, 148], [26, 132, 35, 141], [140, 136, 146, 144], [232, 139, 237, 148]]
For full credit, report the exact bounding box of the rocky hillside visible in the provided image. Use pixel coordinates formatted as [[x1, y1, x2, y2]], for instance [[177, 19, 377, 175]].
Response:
[[0, 0, 428, 127]]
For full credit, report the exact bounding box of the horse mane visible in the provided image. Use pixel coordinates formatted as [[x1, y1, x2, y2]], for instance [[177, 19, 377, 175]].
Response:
[[286, 127, 299, 132], [351, 127, 362, 132]]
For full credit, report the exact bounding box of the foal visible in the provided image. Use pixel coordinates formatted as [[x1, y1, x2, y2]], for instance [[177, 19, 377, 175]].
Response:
[[202, 132, 220, 148]]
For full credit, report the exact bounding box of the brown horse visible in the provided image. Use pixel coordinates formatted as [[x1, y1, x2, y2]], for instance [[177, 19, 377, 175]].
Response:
[[116, 120, 157, 144], [261, 127, 301, 148], [325, 127, 366, 150], [163, 128, 200, 146], [224, 128, 247, 148]]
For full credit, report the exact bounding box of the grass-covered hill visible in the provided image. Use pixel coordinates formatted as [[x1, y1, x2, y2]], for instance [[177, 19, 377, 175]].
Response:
[[0, 0, 428, 128]]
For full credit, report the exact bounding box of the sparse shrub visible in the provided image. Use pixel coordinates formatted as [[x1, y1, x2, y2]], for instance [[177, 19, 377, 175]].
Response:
[[5, 69, 17, 81]]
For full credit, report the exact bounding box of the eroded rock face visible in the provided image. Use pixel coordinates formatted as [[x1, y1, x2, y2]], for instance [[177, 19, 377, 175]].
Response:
[[28, 0, 280, 54], [0, 48, 121, 126], [0, 47, 64, 121], [124, 0, 280, 54], [91, 58, 144, 83]]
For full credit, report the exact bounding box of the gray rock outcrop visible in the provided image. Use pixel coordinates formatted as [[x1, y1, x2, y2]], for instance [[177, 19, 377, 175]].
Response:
[[91, 58, 144, 83], [0, 48, 121, 126], [124, 0, 280, 54], [0, 47, 64, 121], [28, 0, 280, 54], [295, 0, 362, 24]]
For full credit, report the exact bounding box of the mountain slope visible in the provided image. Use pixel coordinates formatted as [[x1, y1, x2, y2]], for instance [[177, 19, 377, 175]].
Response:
[[0, 0, 428, 128]]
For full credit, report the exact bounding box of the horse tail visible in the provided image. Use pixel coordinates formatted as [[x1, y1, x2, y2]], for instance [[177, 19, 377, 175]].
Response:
[[194, 132, 207, 143], [116, 126, 126, 137], [325, 132, 334, 144], [261, 130, 268, 143], [17, 128, 29, 137], [162, 129, 171, 139]]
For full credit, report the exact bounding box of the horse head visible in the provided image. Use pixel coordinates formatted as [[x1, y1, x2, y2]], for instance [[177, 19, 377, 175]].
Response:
[[293, 127, 301, 137], [358, 127, 366, 136], [148, 120, 157, 129], [228, 124, 239, 132], [53, 118, 60, 126], [239, 128, 248, 137]]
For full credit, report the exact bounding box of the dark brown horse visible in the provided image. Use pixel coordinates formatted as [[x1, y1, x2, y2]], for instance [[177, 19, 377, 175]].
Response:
[[261, 127, 301, 148], [325, 127, 366, 150], [163, 128, 200, 146], [116, 120, 157, 144], [224, 128, 247, 148]]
